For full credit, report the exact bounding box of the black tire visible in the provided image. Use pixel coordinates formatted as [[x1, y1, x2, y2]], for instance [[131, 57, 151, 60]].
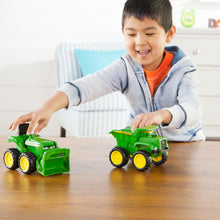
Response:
[[19, 152, 37, 175], [3, 148, 20, 170], [152, 153, 168, 166], [132, 150, 151, 171], [109, 147, 129, 168]]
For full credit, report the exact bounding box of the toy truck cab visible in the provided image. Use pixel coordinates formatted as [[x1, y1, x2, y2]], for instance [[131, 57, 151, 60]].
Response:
[[3, 124, 70, 176], [109, 125, 169, 171]]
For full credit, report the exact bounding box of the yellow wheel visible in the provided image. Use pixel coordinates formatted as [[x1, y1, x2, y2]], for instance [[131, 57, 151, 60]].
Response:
[[5, 152, 13, 168], [3, 148, 20, 170], [20, 155, 30, 172], [152, 153, 168, 166], [19, 152, 36, 175], [152, 155, 162, 162], [132, 150, 151, 171], [109, 147, 129, 168], [111, 151, 123, 165], [133, 154, 146, 169]]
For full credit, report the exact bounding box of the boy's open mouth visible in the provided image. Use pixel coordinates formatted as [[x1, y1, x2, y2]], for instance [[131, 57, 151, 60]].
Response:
[[137, 50, 150, 57]]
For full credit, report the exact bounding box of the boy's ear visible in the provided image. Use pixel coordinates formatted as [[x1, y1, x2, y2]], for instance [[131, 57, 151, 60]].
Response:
[[121, 27, 124, 35], [166, 25, 176, 43]]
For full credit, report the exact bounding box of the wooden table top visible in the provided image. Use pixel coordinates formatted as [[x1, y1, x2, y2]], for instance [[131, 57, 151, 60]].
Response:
[[0, 136, 220, 220]]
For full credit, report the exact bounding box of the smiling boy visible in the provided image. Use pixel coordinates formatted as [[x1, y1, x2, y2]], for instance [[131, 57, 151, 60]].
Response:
[[122, 8, 176, 131], [10, 0, 205, 141]]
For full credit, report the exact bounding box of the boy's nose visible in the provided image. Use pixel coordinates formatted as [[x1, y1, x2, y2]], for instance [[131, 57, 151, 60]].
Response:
[[136, 34, 147, 46]]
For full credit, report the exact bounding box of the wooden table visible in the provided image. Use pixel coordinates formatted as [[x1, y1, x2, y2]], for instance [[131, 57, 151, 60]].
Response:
[[0, 136, 220, 220]]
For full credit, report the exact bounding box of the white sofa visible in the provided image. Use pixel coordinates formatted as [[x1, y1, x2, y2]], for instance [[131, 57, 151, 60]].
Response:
[[55, 42, 129, 137]]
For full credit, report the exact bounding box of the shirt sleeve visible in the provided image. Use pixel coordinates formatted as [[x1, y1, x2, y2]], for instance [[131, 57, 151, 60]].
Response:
[[57, 58, 128, 109], [161, 68, 201, 129]]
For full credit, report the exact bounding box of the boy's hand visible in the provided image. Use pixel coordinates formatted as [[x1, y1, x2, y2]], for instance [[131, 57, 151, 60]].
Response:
[[9, 91, 69, 135], [9, 105, 53, 135], [131, 109, 172, 132]]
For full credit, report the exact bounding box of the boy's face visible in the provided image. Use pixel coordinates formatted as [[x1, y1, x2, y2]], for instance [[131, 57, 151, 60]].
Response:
[[122, 16, 175, 71]]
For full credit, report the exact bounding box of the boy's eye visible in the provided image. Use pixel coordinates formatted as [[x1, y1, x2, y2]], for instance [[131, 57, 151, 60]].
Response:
[[145, 33, 154, 36], [127, 33, 136, 37]]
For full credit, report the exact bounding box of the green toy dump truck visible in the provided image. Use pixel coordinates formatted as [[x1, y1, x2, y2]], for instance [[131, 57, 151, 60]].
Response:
[[109, 125, 169, 171], [3, 123, 70, 176]]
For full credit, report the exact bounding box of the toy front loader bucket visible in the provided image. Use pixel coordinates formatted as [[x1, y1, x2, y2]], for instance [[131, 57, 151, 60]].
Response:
[[37, 148, 70, 176]]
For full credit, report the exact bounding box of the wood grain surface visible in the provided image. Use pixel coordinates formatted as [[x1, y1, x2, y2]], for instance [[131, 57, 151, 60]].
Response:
[[0, 136, 220, 220]]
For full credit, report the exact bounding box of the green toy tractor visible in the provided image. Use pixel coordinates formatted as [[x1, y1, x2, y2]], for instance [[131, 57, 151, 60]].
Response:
[[109, 125, 169, 171], [3, 123, 70, 176]]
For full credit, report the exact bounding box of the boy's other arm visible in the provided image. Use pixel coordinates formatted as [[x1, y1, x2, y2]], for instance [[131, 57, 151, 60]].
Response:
[[131, 109, 172, 132], [9, 91, 68, 135]]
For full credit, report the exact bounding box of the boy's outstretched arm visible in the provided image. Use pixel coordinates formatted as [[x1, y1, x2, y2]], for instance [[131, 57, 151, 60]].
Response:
[[9, 91, 69, 135], [130, 109, 172, 132]]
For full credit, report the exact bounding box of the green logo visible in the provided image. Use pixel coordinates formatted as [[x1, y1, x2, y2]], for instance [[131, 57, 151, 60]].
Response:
[[181, 9, 195, 27]]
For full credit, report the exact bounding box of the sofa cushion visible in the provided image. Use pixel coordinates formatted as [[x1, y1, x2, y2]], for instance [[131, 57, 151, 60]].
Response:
[[55, 42, 126, 86], [55, 42, 128, 111], [74, 49, 126, 76]]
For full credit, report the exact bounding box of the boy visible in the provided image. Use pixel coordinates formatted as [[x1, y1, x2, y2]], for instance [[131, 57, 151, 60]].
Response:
[[9, 0, 205, 141]]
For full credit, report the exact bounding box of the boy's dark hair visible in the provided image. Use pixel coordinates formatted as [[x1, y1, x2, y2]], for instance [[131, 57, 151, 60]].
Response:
[[122, 0, 173, 33]]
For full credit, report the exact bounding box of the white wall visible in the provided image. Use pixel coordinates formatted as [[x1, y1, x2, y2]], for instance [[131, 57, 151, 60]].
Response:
[[0, 0, 125, 67], [2, 0, 219, 68], [1, 0, 219, 67]]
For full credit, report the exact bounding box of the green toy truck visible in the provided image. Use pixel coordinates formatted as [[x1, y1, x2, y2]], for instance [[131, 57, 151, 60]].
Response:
[[3, 123, 70, 176], [109, 125, 169, 171]]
